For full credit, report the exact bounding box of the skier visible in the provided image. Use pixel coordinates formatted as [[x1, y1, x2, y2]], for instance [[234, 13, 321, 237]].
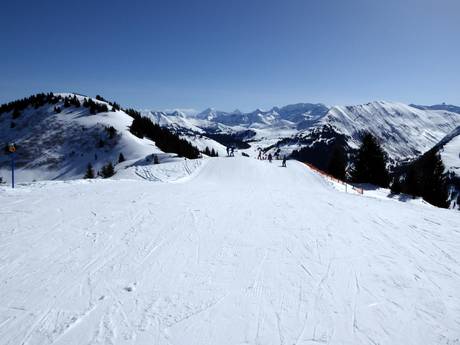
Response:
[[268, 153, 272, 163], [230, 147, 235, 157], [226, 146, 230, 157], [282, 155, 287, 167], [257, 148, 262, 160]]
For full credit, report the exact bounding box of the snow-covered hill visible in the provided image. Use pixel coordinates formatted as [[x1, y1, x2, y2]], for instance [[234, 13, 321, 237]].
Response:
[[423, 126, 460, 208], [0, 93, 160, 182], [1, 157, 459, 345], [434, 126, 460, 176], [326, 101, 460, 158], [287, 101, 460, 164]]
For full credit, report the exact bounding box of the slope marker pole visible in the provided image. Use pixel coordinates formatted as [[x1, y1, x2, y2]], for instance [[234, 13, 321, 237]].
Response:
[[9, 143, 16, 189]]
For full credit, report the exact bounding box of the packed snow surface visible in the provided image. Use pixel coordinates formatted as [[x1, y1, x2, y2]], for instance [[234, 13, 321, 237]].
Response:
[[1, 158, 459, 345]]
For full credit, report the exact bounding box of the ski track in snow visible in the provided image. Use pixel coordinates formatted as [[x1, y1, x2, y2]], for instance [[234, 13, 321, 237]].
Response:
[[0, 158, 459, 345]]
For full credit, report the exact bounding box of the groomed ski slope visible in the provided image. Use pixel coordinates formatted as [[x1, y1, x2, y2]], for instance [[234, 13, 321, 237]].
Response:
[[1, 158, 459, 345]]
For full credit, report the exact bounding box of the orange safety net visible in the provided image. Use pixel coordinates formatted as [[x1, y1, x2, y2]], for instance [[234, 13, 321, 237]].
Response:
[[304, 163, 363, 195]]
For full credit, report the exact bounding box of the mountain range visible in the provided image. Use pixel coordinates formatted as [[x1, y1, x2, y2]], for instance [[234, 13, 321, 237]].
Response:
[[1, 92, 459, 208]]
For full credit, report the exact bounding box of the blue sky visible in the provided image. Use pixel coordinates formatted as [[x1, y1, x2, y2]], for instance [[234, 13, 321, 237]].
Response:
[[1, 0, 459, 112]]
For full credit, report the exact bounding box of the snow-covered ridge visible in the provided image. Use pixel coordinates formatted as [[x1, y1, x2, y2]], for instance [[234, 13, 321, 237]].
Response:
[[0, 93, 160, 182], [300, 101, 460, 161]]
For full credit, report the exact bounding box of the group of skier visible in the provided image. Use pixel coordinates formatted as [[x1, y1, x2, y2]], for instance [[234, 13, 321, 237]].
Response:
[[226, 146, 235, 157], [256, 148, 287, 167], [225, 146, 286, 167]]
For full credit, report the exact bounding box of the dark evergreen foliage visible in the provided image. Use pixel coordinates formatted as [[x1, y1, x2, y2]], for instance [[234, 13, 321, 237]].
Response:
[[129, 114, 200, 159], [203, 146, 218, 157], [105, 126, 117, 139], [290, 126, 350, 171], [84, 163, 95, 179], [124, 108, 141, 118], [111, 102, 121, 111], [12, 108, 21, 119], [351, 132, 389, 187], [97, 139, 105, 148], [390, 177, 403, 194], [326, 144, 347, 180], [396, 151, 449, 208], [100, 162, 115, 178], [70, 95, 81, 107], [83, 98, 109, 114], [204, 133, 251, 149], [0, 92, 57, 116], [153, 154, 160, 164], [118, 153, 125, 163]]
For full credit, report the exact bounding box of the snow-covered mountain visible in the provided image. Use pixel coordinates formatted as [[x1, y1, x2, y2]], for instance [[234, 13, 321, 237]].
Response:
[[141, 110, 227, 156], [438, 127, 460, 177], [288, 101, 460, 163], [424, 126, 460, 208], [192, 103, 329, 129], [146, 101, 460, 164], [411, 103, 460, 114], [3, 93, 460, 208], [0, 93, 160, 182]]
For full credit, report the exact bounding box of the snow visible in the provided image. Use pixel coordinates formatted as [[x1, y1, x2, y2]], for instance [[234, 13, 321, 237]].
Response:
[[140, 101, 460, 165], [1, 157, 459, 345], [318, 101, 460, 160], [142, 110, 228, 156], [0, 95, 160, 183], [440, 129, 460, 176], [115, 157, 205, 183]]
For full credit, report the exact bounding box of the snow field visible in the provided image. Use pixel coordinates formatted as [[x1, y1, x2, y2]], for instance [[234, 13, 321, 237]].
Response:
[[0, 157, 459, 345]]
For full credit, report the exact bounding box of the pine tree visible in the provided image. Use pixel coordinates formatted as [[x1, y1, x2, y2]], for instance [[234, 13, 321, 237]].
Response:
[[118, 153, 125, 163], [100, 162, 114, 178], [421, 152, 449, 208], [351, 132, 389, 187], [100, 104, 109, 112], [204, 147, 211, 156], [128, 113, 200, 159], [390, 177, 402, 194], [84, 163, 95, 179], [153, 155, 159, 164], [12, 108, 21, 119], [106, 126, 117, 139], [327, 144, 347, 180], [405, 165, 420, 197]]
